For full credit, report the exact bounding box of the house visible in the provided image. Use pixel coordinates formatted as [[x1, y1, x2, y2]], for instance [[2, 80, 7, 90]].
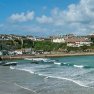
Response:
[[27, 36, 37, 41], [22, 48, 32, 54], [51, 34, 76, 43], [65, 36, 92, 47], [36, 38, 45, 41], [52, 36, 65, 43], [14, 50, 23, 55], [23, 48, 32, 52], [52, 34, 92, 47]]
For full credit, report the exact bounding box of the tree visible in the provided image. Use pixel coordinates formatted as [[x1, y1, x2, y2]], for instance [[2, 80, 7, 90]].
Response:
[[80, 45, 88, 52]]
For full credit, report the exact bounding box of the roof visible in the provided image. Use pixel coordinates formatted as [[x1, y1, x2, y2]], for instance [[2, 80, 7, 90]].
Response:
[[65, 37, 90, 43]]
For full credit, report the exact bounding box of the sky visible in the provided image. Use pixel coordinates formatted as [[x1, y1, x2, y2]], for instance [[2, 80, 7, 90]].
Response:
[[0, 0, 94, 37]]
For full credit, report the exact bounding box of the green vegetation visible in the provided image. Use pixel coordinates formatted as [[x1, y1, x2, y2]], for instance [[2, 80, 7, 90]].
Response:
[[91, 37, 94, 43], [67, 47, 80, 52], [34, 41, 67, 51], [0, 39, 33, 50], [0, 40, 14, 50], [0, 39, 94, 53]]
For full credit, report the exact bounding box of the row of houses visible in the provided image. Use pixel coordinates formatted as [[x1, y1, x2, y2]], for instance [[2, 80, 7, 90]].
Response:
[[0, 48, 32, 56], [0, 34, 26, 41], [52, 34, 92, 47], [0, 34, 93, 48], [0, 34, 48, 41], [0, 48, 51, 56]]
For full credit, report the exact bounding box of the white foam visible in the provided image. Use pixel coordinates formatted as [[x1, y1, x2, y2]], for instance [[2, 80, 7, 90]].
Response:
[[10, 65, 92, 88], [25, 58, 48, 61], [74, 65, 84, 68], [63, 63, 67, 64], [10, 66, 15, 70], [10, 66, 35, 74], [20, 69, 35, 74], [9, 62, 91, 88], [45, 76, 49, 79], [5, 62, 17, 65], [54, 62, 61, 65], [36, 73, 89, 88]]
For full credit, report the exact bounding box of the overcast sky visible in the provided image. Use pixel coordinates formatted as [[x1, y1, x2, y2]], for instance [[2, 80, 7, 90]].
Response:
[[0, 0, 94, 37]]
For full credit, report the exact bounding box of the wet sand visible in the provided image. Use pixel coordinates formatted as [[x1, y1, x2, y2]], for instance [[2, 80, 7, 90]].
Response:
[[0, 66, 94, 94], [0, 66, 35, 94]]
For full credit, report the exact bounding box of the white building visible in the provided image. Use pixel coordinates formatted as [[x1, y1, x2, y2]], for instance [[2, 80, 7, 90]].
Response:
[[52, 38, 65, 43], [14, 50, 23, 55], [27, 36, 37, 41]]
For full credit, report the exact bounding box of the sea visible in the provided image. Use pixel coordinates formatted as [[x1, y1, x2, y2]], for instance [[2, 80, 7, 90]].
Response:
[[8, 55, 94, 94]]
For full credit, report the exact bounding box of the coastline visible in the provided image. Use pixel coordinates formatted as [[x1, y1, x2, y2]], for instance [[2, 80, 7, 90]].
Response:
[[1, 55, 94, 94], [0, 66, 94, 94], [1, 52, 94, 60]]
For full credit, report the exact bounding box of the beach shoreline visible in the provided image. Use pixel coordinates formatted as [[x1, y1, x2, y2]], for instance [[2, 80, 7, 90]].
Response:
[[0, 66, 94, 94], [1, 55, 94, 94], [1, 52, 94, 60]]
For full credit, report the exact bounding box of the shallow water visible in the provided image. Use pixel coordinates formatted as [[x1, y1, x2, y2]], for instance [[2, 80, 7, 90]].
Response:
[[1, 56, 94, 94], [10, 55, 94, 88]]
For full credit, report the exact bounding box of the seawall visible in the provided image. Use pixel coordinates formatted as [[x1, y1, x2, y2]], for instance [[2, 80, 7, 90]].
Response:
[[1, 52, 94, 60]]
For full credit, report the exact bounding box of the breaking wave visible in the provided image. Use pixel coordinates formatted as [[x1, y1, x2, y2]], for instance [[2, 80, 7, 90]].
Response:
[[9, 58, 94, 70], [54, 62, 94, 69], [10, 66, 89, 88], [9, 56, 94, 90]]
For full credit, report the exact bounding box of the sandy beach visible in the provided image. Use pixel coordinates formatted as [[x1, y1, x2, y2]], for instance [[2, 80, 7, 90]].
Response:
[[0, 66, 35, 94], [0, 65, 94, 94]]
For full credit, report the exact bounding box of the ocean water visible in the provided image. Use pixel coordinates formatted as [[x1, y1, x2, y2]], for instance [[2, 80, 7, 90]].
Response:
[[10, 55, 94, 93]]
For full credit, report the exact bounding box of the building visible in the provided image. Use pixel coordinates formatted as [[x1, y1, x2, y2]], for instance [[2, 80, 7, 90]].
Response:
[[52, 36, 65, 43], [27, 36, 37, 41], [51, 34, 92, 47], [14, 50, 23, 55], [65, 36, 92, 47]]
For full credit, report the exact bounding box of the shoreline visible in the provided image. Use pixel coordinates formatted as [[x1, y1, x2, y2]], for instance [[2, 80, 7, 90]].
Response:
[[1, 52, 94, 60], [1, 66, 94, 94]]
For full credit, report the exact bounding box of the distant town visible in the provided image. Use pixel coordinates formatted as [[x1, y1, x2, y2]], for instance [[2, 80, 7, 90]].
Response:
[[0, 34, 94, 58]]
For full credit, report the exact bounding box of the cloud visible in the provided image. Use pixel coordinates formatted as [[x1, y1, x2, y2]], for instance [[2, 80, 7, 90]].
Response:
[[36, 15, 53, 24], [9, 11, 35, 22], [35, 0, 94, 35], [3, 0, 94, 36], [59, 0, 94, 24]]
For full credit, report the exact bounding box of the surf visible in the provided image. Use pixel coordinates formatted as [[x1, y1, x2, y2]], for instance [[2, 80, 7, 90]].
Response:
[[10, 66, 90, 88]]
